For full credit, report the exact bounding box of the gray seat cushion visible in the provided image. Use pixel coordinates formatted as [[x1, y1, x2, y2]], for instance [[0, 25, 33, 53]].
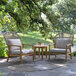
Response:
[[50, 48, 69, 53], [11, 49, 34, 54]]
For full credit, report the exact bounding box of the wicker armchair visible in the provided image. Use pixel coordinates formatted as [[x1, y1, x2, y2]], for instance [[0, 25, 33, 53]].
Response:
[[3, 32, 34, 63], [53, 32, 74, 46], [49, 32, 74, 61]]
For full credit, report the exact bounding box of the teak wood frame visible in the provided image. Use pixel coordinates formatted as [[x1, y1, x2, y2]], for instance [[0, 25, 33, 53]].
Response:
[[3, 32, 35, 64], [7, 44, 34, 64], [49, 43, 72, 61]]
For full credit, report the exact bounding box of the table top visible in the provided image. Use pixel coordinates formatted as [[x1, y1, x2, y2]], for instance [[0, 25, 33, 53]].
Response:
[[34, 44, 50, 48]]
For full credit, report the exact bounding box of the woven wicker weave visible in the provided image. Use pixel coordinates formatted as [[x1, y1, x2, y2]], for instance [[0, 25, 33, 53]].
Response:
[[3, 32, 34, 63], [49, 32, 73, 61], [3, 32, 21, 45], [53, 32, 74, 45], [3, 32, 21, 39]]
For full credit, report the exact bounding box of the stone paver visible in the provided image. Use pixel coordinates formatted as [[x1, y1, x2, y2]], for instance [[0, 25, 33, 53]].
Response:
[[27, 70, 59, 76], [7, 72, 26, 76], [0, 55, 76, 76]]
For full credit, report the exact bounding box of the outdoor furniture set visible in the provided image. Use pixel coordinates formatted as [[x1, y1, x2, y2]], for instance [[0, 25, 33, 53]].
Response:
[[3, 32, 74, 63]]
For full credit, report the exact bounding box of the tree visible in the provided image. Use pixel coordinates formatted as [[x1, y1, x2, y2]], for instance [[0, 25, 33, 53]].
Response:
[[0, 0, 75, 36]]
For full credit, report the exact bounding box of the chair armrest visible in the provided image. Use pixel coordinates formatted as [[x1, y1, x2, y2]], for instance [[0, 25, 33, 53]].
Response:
[[49, 43, 55, 46], [22, 43, 34, 49], [49, 43, 56, 48], [66, 43, 72, 49], [49, 43, 56, 50], [22, 43, 33, 46], [8, 45, 21, 47], [8, 45, 22, 53]]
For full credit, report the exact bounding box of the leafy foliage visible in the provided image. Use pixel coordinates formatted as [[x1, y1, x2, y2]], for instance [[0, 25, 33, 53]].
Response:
[[72, 51, 76, 56], [0, 36, 8, 57], [0, 0, 76, 37]]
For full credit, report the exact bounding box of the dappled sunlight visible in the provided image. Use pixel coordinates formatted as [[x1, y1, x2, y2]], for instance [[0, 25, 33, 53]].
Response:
[[18, 33, 27, 37], [20, 34, 51, 46], [18, 32, 52, 43], [0, 56, 76, 73], [7, 66, 16, 70], [19, 32, 43, 39], [54, 64, 66, 67], [34, 65, 49, 70], [0, 59, 7, 63]]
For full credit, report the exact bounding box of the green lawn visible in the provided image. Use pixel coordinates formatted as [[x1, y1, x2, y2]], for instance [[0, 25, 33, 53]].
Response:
[[18, 31, 52, 48], [19, 31, 53, 54]]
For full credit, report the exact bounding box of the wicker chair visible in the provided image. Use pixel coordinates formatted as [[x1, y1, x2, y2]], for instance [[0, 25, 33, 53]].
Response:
[[3, 32, 34, 63], [53, 32, 74, 46], [49, 32, 74, 61]]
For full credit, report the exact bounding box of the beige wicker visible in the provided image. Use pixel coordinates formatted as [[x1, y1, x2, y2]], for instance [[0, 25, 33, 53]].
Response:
[[53, 32, 74, 46], [49, 32, 74, 61], [3, 32, 34, 63]]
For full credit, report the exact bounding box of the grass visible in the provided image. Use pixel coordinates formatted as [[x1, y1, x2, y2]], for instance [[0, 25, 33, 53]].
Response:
[[18, 31, 52, 49], [18, 31, 53, 54]]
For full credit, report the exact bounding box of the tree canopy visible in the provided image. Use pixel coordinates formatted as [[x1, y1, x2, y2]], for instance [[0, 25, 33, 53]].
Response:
[[0, 0, 76, 37]]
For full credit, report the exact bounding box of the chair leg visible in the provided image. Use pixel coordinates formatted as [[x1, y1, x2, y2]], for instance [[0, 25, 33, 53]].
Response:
[[20, 55, 22, 64], [70, 53, 72, 59], [49, 53, 50, 60], [7, 56, 9, 62], [7, 53, 10, 62], [69, 48, 72, 59], [55, 55, 56, 58], [65, 53, 67, 61], [33, 54, 35, 61]]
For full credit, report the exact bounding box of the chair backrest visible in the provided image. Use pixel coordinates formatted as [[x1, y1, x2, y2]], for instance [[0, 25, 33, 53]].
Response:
[[6, 39, 22, 46], [3, 32, 21, 39], [3, 32, 22, 50], [55, 38, 71, 49], [3, 32, 21, 43], [54, 32, 74, 45]]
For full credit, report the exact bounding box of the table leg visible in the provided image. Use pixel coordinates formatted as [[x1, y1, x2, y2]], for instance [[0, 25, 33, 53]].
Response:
[[34, 47, 36, 60], [42, 48, 43, 60], [46, 47, 47, 59], [39, 48, 40, 58]]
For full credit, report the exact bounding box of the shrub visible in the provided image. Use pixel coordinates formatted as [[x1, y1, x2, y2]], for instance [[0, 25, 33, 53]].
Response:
[[72, 51, 76, 56], [0, 36, 8, 57]]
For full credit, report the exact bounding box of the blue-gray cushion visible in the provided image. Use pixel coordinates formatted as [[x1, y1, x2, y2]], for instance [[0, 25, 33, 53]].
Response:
[[50, 48, 69, 53], [11, 49, 34, 54]]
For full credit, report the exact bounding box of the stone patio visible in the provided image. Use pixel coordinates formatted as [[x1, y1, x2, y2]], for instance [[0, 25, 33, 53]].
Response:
[[0, 55, 76, 76]]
